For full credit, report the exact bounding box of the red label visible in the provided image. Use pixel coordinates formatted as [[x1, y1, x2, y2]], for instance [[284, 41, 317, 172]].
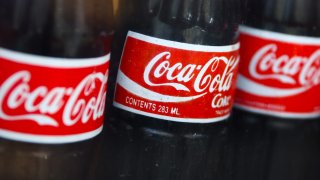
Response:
[[114, 31, 240, 123], [235, 26, 320, 118], [0, 48, 110, 143]]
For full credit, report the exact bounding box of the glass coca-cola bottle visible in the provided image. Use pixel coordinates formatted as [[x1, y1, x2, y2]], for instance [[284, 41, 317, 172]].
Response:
[[231, 0, 320, 179], [102, 0, 241, 179], [0, 0, 113, 179]]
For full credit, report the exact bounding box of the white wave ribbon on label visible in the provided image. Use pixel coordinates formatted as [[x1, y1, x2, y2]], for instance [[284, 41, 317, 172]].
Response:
[[237, 74, 311, 97], [117, 70, 207, 102]]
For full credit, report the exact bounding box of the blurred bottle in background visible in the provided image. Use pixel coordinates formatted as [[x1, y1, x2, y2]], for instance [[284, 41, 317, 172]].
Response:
[[231, 0, 320, 180], [0, 0, 113, 179]]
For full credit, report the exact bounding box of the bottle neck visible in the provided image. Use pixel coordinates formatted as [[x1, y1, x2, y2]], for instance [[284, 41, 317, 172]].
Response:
[[117, 0, 240, 46], [244, 0, 319, 37]]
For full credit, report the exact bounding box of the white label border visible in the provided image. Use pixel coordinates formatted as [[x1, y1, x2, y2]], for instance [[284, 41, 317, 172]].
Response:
[[0, 125, 103, 144], [234, 104, 320, 119], [240, 25, 320, 45], [113, 102, 229, 124], [127, 31, 240, 52], [0, 48, 110, 68]]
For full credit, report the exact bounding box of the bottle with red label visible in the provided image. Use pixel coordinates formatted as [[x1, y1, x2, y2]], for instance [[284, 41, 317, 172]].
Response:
[[102, 0, 240, 179], [231, 0, 320, 179], [0, 0, 113, 179]]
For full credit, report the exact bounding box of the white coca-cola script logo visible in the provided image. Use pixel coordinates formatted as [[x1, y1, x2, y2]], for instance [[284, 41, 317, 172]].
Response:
[[144, 52, 238, 92], [250, 44, 320, 86], [0, 70, 108, 126], [117, 52, 239, 109], [237, 44, 320, 97]]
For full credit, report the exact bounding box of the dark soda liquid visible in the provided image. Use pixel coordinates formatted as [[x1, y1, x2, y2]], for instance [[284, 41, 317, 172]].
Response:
[[102, 0, 240, 179]]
